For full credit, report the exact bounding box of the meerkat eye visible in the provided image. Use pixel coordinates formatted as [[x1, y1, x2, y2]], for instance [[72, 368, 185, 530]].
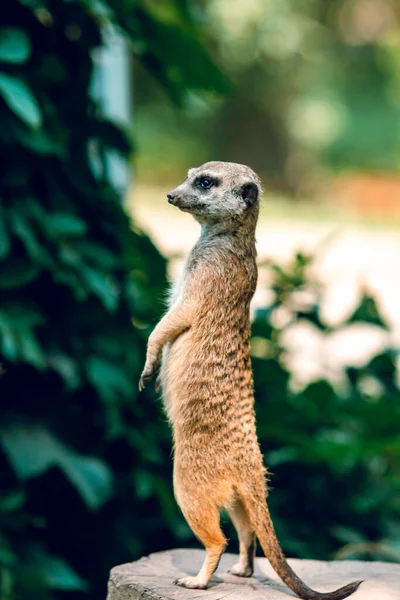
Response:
[[197, 176, 214, 190]]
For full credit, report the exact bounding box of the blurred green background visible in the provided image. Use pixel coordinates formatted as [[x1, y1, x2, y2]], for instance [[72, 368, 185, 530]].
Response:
[[1, 1, 400, 599]]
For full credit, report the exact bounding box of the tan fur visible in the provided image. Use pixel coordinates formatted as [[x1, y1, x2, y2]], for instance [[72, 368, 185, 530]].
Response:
[[139, 161, 362, 599]]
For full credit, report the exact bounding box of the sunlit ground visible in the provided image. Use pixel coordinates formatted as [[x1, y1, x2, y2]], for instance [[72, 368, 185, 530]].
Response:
[[129, 183, 400, 389]]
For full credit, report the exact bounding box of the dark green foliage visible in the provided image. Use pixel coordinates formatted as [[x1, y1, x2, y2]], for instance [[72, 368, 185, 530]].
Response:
[[0, 1, 228, 599]]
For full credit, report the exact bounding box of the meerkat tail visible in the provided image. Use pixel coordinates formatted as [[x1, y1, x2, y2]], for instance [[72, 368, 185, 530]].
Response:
[[240, 492, 362, 600]]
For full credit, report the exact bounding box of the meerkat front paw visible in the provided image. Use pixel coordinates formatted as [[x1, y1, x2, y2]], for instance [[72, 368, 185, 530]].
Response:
[[138, 364, 156, 391], [174, 576, 208, 590], [228, 563, 253, 577]]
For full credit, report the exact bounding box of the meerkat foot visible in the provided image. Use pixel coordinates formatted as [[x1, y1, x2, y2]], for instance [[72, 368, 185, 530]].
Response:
[[228, 562, 253, 577], [174, 576, 208, 590]]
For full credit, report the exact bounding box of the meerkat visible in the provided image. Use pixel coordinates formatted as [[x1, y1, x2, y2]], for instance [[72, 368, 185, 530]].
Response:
[[139, 161, 362, 600]]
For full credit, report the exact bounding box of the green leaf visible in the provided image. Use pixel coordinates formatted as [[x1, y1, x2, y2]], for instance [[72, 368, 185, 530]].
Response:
[[296, 304, 327, 331], [25, 549, 88, 592], [47, 353, 81, 389], [40, 556, 88, 591], [0, 303, 45, 328], [0, 303, 45, 365], [18, 330, 46, 369], [0, 74, 42, 129], [0, 536, 17, 566], [252, 307, 274, 339], [0, 202, 10, 259], [9, 208, 42, 260], [0, 259, 40, 289], [345, 292, 389, 330], [19, 0, 45, 7], [0, 491, 25, 514], [366, 352, 397, 389], [62, 454, 113, 512], [0, 28, 31, 63], [46, 213, 87, 237], [0, 425, 113, 510], [0, 327, 18, 361], [81, 266, 119, 312], [83, 0, 113, 19], [86, 355, 132, 401], [134, 6, 231, 102], [70, 240, 117, 269], [16, 129, 63, 155], [134, 470, 153, 499]]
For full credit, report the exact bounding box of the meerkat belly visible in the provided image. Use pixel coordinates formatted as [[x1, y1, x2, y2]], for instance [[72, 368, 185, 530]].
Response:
[[159, 328, 192, 421], [161, 322, 262, 472]]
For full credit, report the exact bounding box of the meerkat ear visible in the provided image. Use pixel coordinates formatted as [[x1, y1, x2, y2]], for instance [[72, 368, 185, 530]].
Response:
[[241, 182, 259, 207]]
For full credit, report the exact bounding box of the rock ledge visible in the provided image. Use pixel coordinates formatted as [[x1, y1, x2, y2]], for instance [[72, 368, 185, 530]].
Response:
[[107, 548, 400, 599]]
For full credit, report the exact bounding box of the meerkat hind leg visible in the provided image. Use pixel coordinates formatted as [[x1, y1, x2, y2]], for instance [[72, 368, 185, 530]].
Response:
[[174, 503, 227, 589], [227, 497, 256, 577]]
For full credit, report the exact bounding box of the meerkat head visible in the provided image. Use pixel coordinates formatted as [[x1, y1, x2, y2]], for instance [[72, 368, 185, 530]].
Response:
[[167, 161, 262, 229]]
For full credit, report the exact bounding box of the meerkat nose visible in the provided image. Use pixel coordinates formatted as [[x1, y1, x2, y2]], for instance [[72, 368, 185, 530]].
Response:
[[167, 191, 178, 204]]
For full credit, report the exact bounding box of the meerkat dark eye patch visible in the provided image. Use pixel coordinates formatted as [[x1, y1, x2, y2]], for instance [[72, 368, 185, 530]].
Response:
[[195, 175, 217, 190], [241, 182, 259, 206]]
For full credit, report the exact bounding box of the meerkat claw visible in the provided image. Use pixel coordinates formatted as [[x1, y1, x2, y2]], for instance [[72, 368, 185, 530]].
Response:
[[138, 368, 155, 391]]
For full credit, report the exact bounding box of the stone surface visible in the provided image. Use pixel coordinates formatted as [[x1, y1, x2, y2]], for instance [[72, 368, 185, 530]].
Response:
[[107, 549, 400, 600]]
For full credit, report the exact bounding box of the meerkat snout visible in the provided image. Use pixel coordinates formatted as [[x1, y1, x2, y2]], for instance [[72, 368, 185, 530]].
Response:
[[166, 188, 191, 211], [167, 190, 179, 206], [167, 191, 176, 202]]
